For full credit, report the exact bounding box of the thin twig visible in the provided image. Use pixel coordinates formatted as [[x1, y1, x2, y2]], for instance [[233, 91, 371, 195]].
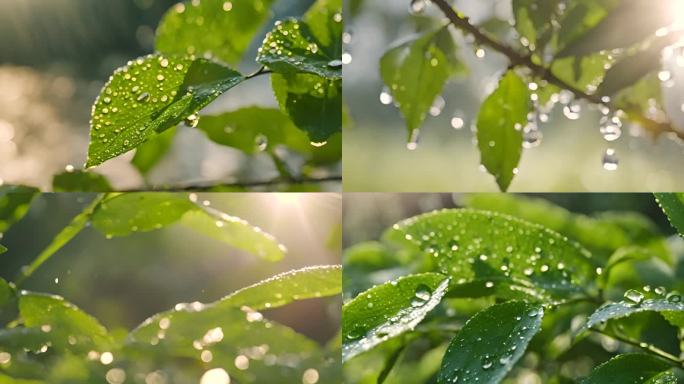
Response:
[[591, 328, 683, 368], [120, 175, 342, 192], [246, 66, 273, 79], [430, 0, 684, 141]]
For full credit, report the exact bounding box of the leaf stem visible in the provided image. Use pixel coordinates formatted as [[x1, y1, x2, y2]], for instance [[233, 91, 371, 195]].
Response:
[[268, 149, 297, 182], [590, 328, 683, 368], [246, 66, 273, 79], [430, 0, 684, 141]]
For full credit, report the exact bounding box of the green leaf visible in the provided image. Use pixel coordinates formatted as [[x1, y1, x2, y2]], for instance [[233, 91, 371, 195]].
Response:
[[580, 354, 670, 384], [557, 0, 675, 58], [18, 197, 103, 285], [91, 193, 286, 261], [131, 126, 177, 176], [550, 54, 611, 94], [87, 54, 244, 167], [257, 19, 342, 79], [646, 371, 677, 384], [305, 0, 343, 50], [196, 107, 315, 155], [0, 277, 11, 308], [512, 0, 560, 48], [0, 187, 38, 233], [0, 373, 43, 384], [342, 273, 450, 361], [18, 292, 113, 352], [655, 193, 684, 237], [128, 299, 332, 383], [0, 244, 5, 254], [580, 291, 684, 334], [385, 209, 596, 302], [155, 0, 276, 65], [272, 73, 342, 142], [437, 301, 544, 384], [52, 171, 113, 192], [217, 265, 341, 311], [380, 27, 466, 136], [476, 71, 530, 192]]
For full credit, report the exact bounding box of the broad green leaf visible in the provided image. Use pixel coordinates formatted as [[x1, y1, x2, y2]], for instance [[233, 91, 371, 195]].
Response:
[[646, 372, 677, 384], [557, 0, 675, 58], [272, 73, 342, 142], [52, 171, 112, 192], [257, 19, 342, 79], [91, 193, 286, 261], [380, 27, 466, 136], [0, 187, 38, 233], [197, 107, 314, 155], [512, 0, 560, 48], [580, 354, 670, 384], [580, 291, 684, 334], [155, 0, 275, 65], [18, 292, 113, 352], [655, 193, 684, 236], [437, 301, 544, 384], [342, 273, 450, 361], [597, 37, 672, 96], [131, 126, 177, 176], [385, 209, 596, 302], [87, 54, 244, 167], [128, 301, 333, 383], [18, 197, 103, 285], [476, 71, 530, 192], [217, 265, 341, 311]]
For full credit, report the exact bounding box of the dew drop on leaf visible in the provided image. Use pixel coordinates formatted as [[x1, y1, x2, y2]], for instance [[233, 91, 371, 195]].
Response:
[[624, 289, 644, 305], [407, 129, 421, 151]]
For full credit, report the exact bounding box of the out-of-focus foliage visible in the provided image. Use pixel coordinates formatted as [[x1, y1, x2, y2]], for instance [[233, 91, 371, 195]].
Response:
[[343, 193, 684, 383]]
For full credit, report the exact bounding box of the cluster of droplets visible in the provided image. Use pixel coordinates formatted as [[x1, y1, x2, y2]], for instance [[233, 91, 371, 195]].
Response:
[[597, 105, 623, 171], [522, 82, 545, 149], [623, 285, 682, 306]]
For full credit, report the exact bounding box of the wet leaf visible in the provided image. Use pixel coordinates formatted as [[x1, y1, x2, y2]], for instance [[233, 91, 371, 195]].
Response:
[[580, 354, 670, 383], [87, 54, 244, 167], [0, 187, 38, 233], [272, 73, 342, 142], [257, 19, 342, 79], [91, 193, 286, 261], [380, 27, 466, 136], [557, 0, 675, 58], [437, 301, 544, 384], [217, 265, 341, 311], [18, 292, 114, 353], [646, 371, 678, 384], [385, 209, 596, 302], [155, 0, 276, 65], [131, 126, 177, 176], [580, 293, 684, 333], [512, 0, 560, 48], [476, 71, 530, 192], [342, 273, 450, 361], [52, 171, 113, 192], [654, 193, 684, 237]]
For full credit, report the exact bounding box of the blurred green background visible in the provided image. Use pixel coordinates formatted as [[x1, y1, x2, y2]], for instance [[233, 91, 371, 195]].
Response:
[[0, 0, 331, 190], [343, 0, 684, 192], [0, 192, 341, 344]]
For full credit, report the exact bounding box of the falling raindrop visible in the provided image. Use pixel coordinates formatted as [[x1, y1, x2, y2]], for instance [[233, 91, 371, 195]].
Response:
[[328, 60, 343, 68], [602, 148, 619, 171], [342, 52, 353, 64], [599, 112, 622, 141], [255, 134, 269, 151], [522, 116, 542, 149], [451, 112, 465, 130], [409, 0, 428, 15], [429, 95, 446, 117], [380, 87, 393, 105], [407, 129, 421, 151]]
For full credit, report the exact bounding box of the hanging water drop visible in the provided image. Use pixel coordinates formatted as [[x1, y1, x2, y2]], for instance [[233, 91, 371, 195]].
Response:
[[184, 114, 200, 128], [409, 0, 428, 15], [451, 112, 465, 130], [429, 95, 445, 117], [380, 87, 393, 105], [407, 129, 421, 151], [602, 148, 619, 171]]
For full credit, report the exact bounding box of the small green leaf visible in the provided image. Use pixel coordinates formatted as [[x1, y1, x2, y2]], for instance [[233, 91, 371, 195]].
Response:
[[476, 71, 530, 192], [385, 209, 596, 301], [272, 73, 342, 142], [91, 193, 286, 261], [0, 187, 38, 233], [217, 265, 341, 311], [0, 244, 5, 254], [257, 19, 342, 79], [18, 292, 113, 352], [557, 0, 675, 58], [196, 107, 314, 155], [0, 277, 11, 308], [342, 273, 450, 361], [52, 170, 113, 192], [437, 301, 544, 384], [512, 0, 560, 48], [580, 354, 670, 384], [87, 54, 244, 167], [155, 0, 276, 65], [580, 292, 684, 334], [131, 126, 177, 176], [654, 193, 684, 237], [380, 27, 466, 136]]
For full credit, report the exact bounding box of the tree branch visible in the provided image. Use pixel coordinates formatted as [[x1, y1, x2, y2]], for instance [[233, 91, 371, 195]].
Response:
[[591, 328, 683, 368], [122, 175, 342, 192], [431, 0, 684, 141]]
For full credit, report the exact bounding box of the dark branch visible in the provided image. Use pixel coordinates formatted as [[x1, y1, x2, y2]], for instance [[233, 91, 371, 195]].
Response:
[[431, 0, 684, 141], [122, 175, 342, 192]]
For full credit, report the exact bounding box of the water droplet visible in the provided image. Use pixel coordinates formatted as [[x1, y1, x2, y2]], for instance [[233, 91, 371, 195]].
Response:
[[451, 113, 465, 130], [666, 292, 681, 303], [624, 289, 644, 305], [200, 368, 230, 384], [184, 114, 200, 128], [429, 95, 445, 117], [137, 92, 150, 103], [599, 113, 622, 141], [380, 87, 393, 105], [255, 134, 269, 151], [409, 0, 428, 15], [407, 129, 421, 151], [602, 148, 619, 171], [328, 59, 343, 68]]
